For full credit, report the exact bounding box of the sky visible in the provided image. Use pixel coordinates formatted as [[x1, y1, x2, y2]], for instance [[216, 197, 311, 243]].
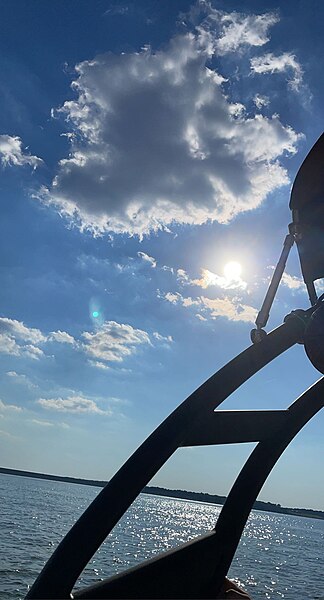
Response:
[[0, 0, 323, 510]]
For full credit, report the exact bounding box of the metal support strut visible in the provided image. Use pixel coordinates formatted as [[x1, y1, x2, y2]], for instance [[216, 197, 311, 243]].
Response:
[[251, 229, 295, 343]]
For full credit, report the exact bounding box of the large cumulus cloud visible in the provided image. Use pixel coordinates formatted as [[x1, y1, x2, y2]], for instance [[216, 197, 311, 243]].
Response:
[[40, 8, 301, 236]]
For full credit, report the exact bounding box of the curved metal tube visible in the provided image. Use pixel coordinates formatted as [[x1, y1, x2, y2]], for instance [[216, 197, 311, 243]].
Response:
[[73, 377, 324, 599], [208, 376, 324, 597], [27, 318, 303, 599]]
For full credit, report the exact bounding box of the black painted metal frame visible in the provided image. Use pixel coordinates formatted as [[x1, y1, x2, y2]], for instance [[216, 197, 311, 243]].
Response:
[[26, 313, 324, 600], [25, 130, 324, 600], [73, 377, 324, 599]]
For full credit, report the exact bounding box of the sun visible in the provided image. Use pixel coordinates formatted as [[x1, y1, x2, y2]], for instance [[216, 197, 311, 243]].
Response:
[[224, 261, 242, 281]]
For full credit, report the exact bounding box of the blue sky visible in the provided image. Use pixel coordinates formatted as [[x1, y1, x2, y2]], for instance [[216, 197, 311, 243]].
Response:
[[0, 0, 323, 510]]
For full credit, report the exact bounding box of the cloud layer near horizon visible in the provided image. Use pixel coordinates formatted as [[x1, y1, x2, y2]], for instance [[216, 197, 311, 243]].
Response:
[[37, 6, 302, 236]]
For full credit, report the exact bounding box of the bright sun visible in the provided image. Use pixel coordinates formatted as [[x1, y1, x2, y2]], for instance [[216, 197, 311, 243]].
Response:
[[224, 261, 242, 281]]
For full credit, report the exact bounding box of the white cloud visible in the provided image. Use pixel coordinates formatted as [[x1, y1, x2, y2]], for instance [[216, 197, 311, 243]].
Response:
[[281, 272, 305, 290], [0, 429, 10, 436], [182, 297, 197, 308], [0, 333, 21, 357], [0, 315, 170, 370], [315, 279, 324, 295], [210, 11, 279, 55], [0, 317, 46, 344], [0, 318, 77, 361], [163, 291, 257, 323], [104, 4, 130, 17], [29, 419, 70, 429], [6, 371, 37, 389], [30, 419, 54, 427], [200, 296, 257, 322], [0, 399, 23, 412], [266, 267, 306, 292], [196, 313, 207, 321], [164, 292, 181, 304], [82, 321, 151, 363], [161, 265, 174, 274], [181, 4, 278, 55], [152, 331, 173, 344], [49, 330, 76, 344], [137, 251, 157, 268], [38, 8, 300, 236], [24, 345, 44, 359], [37, 395, 111, 415], [7, 370, 26, 379], [88, 359, 111, 370], [253, 94, 270, 109], [250, 52, 303, 91], [0, 318, 46, 360], [0, 429, 17, 439], [0, 135, 42, 169], [189, 267, 247, 290], [177, 269, 190, 284]]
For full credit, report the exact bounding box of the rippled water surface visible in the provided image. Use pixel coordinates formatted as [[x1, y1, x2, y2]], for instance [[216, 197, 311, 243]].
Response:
[[0, 474, 323, 599]]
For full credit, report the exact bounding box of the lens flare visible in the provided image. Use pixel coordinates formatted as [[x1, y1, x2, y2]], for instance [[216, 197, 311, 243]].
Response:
[[90, 298, 103, 325]]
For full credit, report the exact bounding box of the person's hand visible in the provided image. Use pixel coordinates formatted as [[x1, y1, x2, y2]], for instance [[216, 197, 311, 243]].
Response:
[[217, 577, 252, 599]]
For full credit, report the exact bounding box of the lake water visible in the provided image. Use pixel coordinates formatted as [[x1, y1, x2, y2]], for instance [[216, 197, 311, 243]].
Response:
[[0, 473, 323, 599]]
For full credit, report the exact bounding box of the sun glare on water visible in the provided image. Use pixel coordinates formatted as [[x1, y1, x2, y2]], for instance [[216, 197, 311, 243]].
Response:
[[224, 261, 242, 281]]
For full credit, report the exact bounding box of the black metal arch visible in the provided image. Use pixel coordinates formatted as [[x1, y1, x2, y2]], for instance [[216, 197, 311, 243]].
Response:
[[73, 377, 324, 599], [25, 130, 324, 600], [26, 315, 310, 599]]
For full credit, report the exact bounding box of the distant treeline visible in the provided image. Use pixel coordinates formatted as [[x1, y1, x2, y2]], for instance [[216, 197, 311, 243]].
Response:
[[1, 466, 323, 520], [144, 486, 324, 520], [0, 466, 107, 488]]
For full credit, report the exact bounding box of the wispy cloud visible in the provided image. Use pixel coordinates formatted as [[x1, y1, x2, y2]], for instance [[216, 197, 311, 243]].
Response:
[[152, 331, 173, 344], [29, 418, 70, 429], [88, 360, 111, 370], [6, 371, 37, 389], [37, 395, 112, 415], [104, 3, 131, 17], [176, 269, 189, 284], [250, 52, 304, 91], [210, 11, 279, 55], [0, 429, 17, 439], [137, 251, 157, 268], [0, 135, 42, 169], [181, 4, 278, 55], [0, 399, 23, 412], [30, 419, 54, 427], [253, 94, 270, 109]]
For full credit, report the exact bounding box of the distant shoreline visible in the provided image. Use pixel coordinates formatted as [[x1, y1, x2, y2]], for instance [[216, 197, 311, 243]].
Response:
[[1, 466, 323, 520]]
